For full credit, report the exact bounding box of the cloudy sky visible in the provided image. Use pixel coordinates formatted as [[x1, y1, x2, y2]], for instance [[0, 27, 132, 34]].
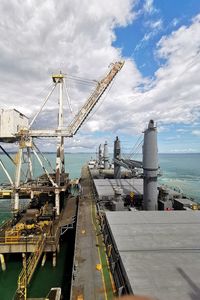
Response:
[[0, 0, 200, 153]]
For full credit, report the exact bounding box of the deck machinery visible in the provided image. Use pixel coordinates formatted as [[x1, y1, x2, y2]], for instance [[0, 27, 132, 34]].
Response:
[[0, 61, 124, 299]]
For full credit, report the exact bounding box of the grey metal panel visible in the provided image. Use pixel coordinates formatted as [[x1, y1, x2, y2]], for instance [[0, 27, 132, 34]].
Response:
[[94, 179, 143, 199], [110, 224, 200, 250], [106, 211, 200, 224], [120, 251, 200, 299], [175, 198, 196, 205], [105, 211, 200, 300]]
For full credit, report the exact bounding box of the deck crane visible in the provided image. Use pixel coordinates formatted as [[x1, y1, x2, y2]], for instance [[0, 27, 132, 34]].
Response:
[[13, 61, 124, 215]]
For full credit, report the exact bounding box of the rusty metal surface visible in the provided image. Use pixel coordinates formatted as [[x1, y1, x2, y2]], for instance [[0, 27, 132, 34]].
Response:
[[59, 196, 77, 227]]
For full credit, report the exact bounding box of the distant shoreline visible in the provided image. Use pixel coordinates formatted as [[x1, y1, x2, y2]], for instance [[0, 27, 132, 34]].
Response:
[[0, 152, 199, 155]]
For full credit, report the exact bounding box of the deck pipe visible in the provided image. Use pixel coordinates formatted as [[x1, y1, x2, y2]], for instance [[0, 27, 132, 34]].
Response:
[[55, 189, 60, 216], [114, 136, 121, 179], [98, 144, 103, 166], [143, 120, 158, 210], [0, 254, 6, 271], [41, 253, 47, 267], [114, 187, 123, 202], [53, 252, 56, 267], [113, 187, 124, 211], [103, 141, 109, 169]]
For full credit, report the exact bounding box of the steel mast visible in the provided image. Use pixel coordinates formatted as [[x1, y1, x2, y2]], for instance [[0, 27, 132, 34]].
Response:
[[53, 73, 65, 215]]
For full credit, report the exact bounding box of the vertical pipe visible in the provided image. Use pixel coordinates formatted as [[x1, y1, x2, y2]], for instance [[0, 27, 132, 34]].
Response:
[[59, 79, 65, 178], [56, 143, 61, 187], [55, 189, 60, 216], [114, 136, 121, 179], [98, 144, 102, 166], [56, 79, 63, 186], [53, 252, 57, 267], [41, 253, 47, 267], [14, 147, 23, 211], [30, 190, 34, 200], [104, 141, 109, 169], [0, 254, 6, 271], [143, 120, 158, 210], [27, 146, 33, 181], [55, 76, 64, 214]]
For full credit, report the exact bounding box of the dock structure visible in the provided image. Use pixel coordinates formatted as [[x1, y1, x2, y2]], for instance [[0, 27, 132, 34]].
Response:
[[0, 62, 125, 299], [0, 193, 77, 300], [0, 195, 77, 255], [71, 165, 114, 300], [102, 210, 200, 300]]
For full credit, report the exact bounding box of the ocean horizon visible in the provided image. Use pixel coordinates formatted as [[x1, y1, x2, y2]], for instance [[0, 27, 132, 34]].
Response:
[[0, 152, 199, 203]]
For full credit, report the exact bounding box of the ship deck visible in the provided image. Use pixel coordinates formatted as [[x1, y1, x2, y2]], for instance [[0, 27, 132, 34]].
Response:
[[103, 210, 200, 300], [71, 165, 114, 300]]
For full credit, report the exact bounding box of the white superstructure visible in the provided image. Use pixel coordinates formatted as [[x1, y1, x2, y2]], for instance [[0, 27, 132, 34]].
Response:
[[0, 109, 28, 141]]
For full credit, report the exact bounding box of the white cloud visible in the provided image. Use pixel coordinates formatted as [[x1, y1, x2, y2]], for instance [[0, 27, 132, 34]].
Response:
[[169, 148, 198, 153], [148, 19, 163, 30], [135, 18, 163, 50], [171, 18, 179, 27], [0, 2, 200, 153], [192, 130, 200, 136], [176, 128, 189, 133], [165, 135, 181, 141], [112, 14, 200, 138], [143, 0, 155, 14], [0, 0, 137, 116]]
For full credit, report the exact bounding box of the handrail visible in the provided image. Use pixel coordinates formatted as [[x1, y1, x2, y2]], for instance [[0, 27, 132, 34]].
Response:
[[15, 234, 46, 300]]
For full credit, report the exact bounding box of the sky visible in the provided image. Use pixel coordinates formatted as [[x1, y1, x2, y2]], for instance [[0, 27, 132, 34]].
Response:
[[0, 0, 200, 154]]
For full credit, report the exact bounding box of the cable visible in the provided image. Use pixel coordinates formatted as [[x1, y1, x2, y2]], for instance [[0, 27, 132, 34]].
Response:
[[132, 140, 143, 158], [66, 74, 97, 84], [28, 83, 57, 129], [33, 141, 55, 173], [126, 134, 143, 159], [63, 78, 74, 115], [66, 76, 96, 87], [0, 145, 16, 166]]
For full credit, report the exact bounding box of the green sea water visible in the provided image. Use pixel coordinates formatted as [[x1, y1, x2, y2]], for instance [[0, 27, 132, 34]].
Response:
[[0, 152, 199, 221], [0, 233, 73, 300], [158, 153, 200, 202], [0, 153, 92, 300], [128, 153, 200, 202]]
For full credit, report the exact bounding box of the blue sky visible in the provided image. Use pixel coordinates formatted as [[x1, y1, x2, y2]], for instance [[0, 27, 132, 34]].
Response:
[[0, 0, 199, 154], [110, 0, 200, 153], [114, 0, 200, 77]]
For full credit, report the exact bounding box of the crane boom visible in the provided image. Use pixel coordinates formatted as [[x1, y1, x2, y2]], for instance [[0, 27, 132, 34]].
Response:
[[67, 60, 124, 136], [27, 61, 124, 137]]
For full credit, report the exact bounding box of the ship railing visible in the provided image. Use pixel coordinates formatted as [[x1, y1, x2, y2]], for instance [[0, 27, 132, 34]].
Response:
[[0, 233, 44, 245], [0, 235, 58, 245], [0, 221, 58, 245], [101, 214, 132, 296], [0, 236, 6, 244], [45, 235, 56, 243]]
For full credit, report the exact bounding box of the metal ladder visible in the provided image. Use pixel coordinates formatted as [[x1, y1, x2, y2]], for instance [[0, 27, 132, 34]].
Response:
[[14, 234, 46, 300]]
